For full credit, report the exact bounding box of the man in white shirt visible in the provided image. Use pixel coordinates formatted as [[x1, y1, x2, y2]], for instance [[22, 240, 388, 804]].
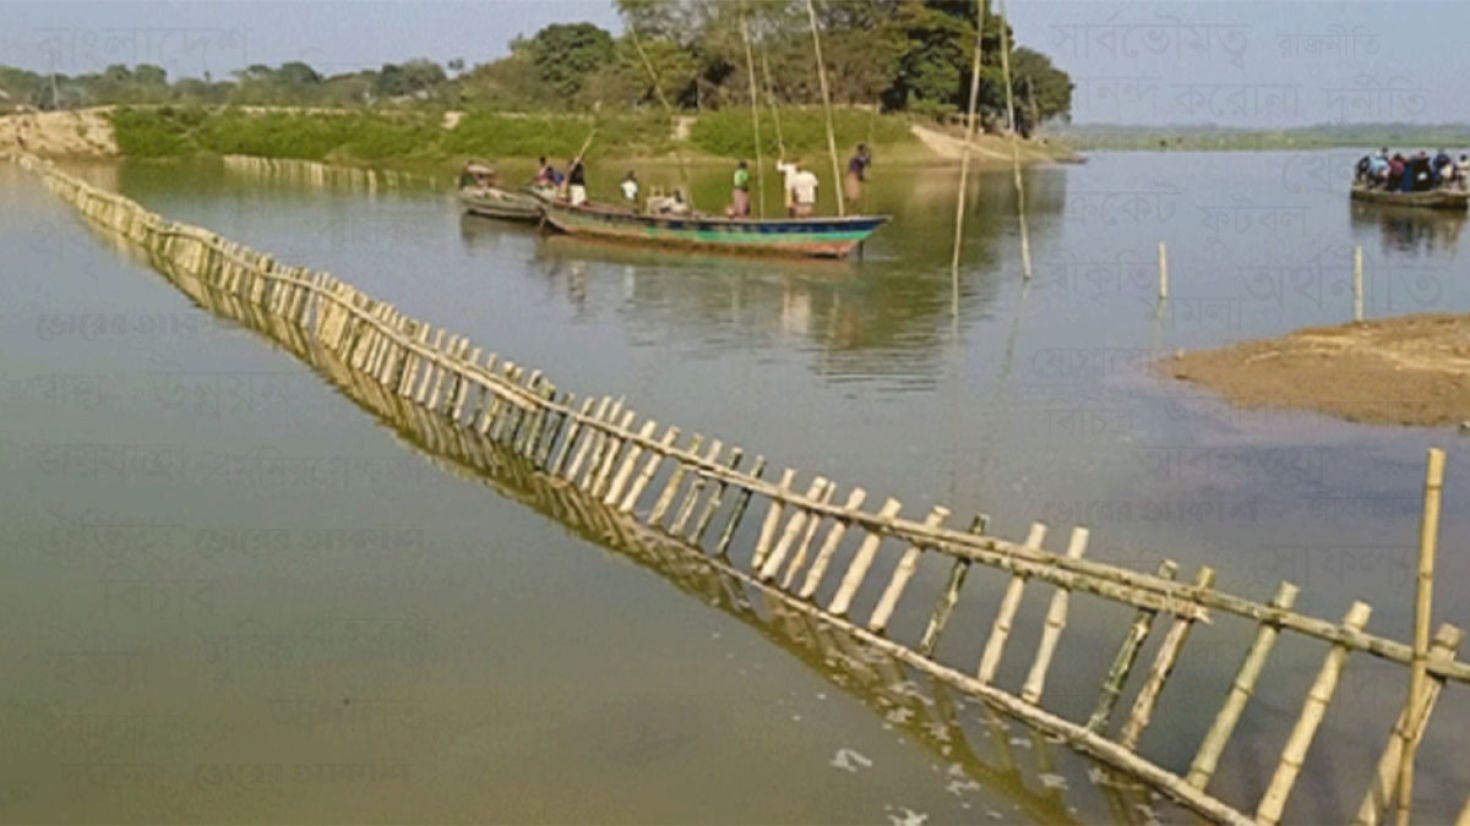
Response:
[[776, 158, 800, 215], [791, 168, 820, 217], [619, 170, 639, 205]]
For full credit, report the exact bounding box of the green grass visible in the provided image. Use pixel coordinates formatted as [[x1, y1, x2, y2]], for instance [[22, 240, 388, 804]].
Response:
[[107, 105, 916, 165], [690, 107, 914, 160]]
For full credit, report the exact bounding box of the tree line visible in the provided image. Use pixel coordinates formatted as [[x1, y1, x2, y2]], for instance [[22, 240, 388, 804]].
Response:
[[1, 0, 1071, 132]]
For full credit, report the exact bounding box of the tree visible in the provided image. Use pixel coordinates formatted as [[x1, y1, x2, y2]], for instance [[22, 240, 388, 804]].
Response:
[[1011, 47, 1072, 127], [525, 23, 615, 100], [375, 59, 447, 99]]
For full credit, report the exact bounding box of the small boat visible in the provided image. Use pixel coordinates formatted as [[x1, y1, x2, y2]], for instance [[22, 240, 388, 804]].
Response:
[[1350, 184, 1469, 211], [541, 200, 889, 259], [457, 163, 545, 223]]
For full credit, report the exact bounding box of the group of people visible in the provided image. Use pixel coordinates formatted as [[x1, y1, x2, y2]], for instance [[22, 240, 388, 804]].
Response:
[[533, 156, 588, 205], [1356, 147, 1470, 193], [519, 143, 874, 218]]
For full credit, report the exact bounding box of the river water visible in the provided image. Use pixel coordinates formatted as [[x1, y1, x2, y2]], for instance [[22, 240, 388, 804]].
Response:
[[2, 151, 1467, 823]]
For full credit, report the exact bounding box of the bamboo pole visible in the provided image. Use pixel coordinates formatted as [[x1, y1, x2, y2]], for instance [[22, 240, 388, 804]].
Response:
[[604, 419, 658, 506], [1021, 526, 1091, 703], [1355, 624, 1463, 825], [1187, 580, 1301, 789], [1354, 243, 1365, 322], [1457, 792, 1470, 826], [752, 468, 798, 569], [977, 521, 1048, 684], [917, 514, 989, 657], [780, 480, 838, 589], [1118, 565, 1216, 749], [798, 487, 869, 599], [670, 439, 724, 535], [739, 11, 766, 218], [1158, 242, 1169, 301], [1256, 601, 1374, 826], [1397, 447, 1446, 826], [759, 48, 786, 159], [627, 25, 690, 190], [690, 448, 745, 544], [759, 477, 830, 581], [618, 426, 680, 514], [649, 433, 704, 527], [715, 455, 766, 556], [949, 0, 987, 319], [996, 0, 1032, 280], [803, 0, 845, 217], [867, 506, 951, 633], [827, 497, 903, 616]]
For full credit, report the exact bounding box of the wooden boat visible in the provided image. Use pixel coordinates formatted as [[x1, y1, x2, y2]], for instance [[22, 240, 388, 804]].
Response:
[[457, 162, 546, 223], [541, 200, 888, 259], [1350, 184, 1469, 211]]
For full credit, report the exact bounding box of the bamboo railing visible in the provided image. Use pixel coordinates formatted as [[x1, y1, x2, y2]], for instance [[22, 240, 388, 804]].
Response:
[[14, 150, 1468, 825]]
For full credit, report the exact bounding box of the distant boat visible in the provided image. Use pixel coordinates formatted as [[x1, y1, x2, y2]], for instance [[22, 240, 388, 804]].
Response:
[[541, 200, 889, 259], [457, 163, 546, 223], [1350, 184, 1469, 211]]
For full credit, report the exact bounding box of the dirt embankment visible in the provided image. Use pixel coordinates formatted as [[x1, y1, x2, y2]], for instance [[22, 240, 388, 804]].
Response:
[[909, 123, 1081, 165], [1164, 314, 1470, 428], [0, 108, 117, 158]]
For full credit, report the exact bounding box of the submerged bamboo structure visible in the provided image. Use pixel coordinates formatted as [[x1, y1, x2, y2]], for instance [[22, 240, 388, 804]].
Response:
[[13, 149, 1470, 825]]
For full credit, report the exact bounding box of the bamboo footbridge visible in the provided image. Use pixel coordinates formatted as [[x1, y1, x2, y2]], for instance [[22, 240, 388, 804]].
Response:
[[13, 151, 1470, 826]]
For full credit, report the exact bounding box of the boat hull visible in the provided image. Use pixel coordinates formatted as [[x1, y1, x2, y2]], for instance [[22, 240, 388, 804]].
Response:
[[542, 202, 887, 258], [1350, 185, 1469, 211], [459, 186, 544, 222]]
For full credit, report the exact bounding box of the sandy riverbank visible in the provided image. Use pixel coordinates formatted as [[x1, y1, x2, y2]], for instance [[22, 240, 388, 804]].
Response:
[[1164, 314, 1470, 428], [0, 108, 117, 157]]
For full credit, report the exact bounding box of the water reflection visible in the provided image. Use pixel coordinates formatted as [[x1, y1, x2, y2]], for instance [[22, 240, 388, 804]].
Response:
[[1350, 201, 1468, 258]]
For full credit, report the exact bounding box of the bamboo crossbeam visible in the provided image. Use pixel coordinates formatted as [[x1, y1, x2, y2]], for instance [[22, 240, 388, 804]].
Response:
[[1021, 526, 1091, 703], [1187, 581, 1300, 790], [1354, 624, 1463, 826], [978, 522, 1048, 685], [1256, 601, 1374, 826]]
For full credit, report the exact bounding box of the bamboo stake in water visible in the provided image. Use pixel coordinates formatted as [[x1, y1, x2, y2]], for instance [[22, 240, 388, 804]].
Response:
[[827, 497, 903, 616], [977, 521, 1048, 684], [752, 468, 797, 570], [1158, 242, 1169, 301], [1021, 526, 1091, 703], [803, 0, 845, 217], [949, 0, 987, 319], [1187, 580, 1300, 790], [759, 477, 829, 582], [997, 0, 1032, 280], [917, 514, 989, 657], [1086, 559, 1179, 733], [1355, 623, 1463, 826], [798, 487, 868, 599], [1354, 243, 1365, 322], [1397, 447, 1445, 826], [1118, 565, 1216, 749], [868, 506, 951, 633], [1257, 601, 1374, 826]]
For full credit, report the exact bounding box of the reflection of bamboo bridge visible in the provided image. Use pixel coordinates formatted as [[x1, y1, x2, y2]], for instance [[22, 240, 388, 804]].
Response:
[[15, 151, 1470, 825]]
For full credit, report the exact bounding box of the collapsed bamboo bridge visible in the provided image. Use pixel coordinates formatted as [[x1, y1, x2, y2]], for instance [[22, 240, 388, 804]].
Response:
[[12, 151, 1470, 825]]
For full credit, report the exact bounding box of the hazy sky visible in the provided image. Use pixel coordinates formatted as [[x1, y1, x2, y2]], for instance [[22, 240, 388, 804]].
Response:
[[3, 1, 1465, 127]]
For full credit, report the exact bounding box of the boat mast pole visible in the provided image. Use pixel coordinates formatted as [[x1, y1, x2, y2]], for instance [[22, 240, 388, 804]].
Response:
[[803, 0, 846, 217], [627, 25, 691, 193], [997, 0, 1033, 280], [740, 9, 767, 218], [759, 48, 786, 158], [951, 0, 987, 320]]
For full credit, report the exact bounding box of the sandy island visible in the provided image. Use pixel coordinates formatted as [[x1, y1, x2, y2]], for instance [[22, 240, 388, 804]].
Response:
[[1163, 313, 1470, 428]]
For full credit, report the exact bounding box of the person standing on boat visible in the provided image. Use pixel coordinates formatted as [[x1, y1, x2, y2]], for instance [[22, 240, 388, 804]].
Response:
[[534, 156, 553, 185], [727, 160, 751, 217], [791, 165, 820, 217], [776, 157, 800, 215], [620, 170, 640, 206], [567, 158, 588, 206], [844, 143, 871, 210]]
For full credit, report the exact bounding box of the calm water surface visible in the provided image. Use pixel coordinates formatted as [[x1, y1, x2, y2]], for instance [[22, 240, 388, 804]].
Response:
[[2, 151, 1467, 823]]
